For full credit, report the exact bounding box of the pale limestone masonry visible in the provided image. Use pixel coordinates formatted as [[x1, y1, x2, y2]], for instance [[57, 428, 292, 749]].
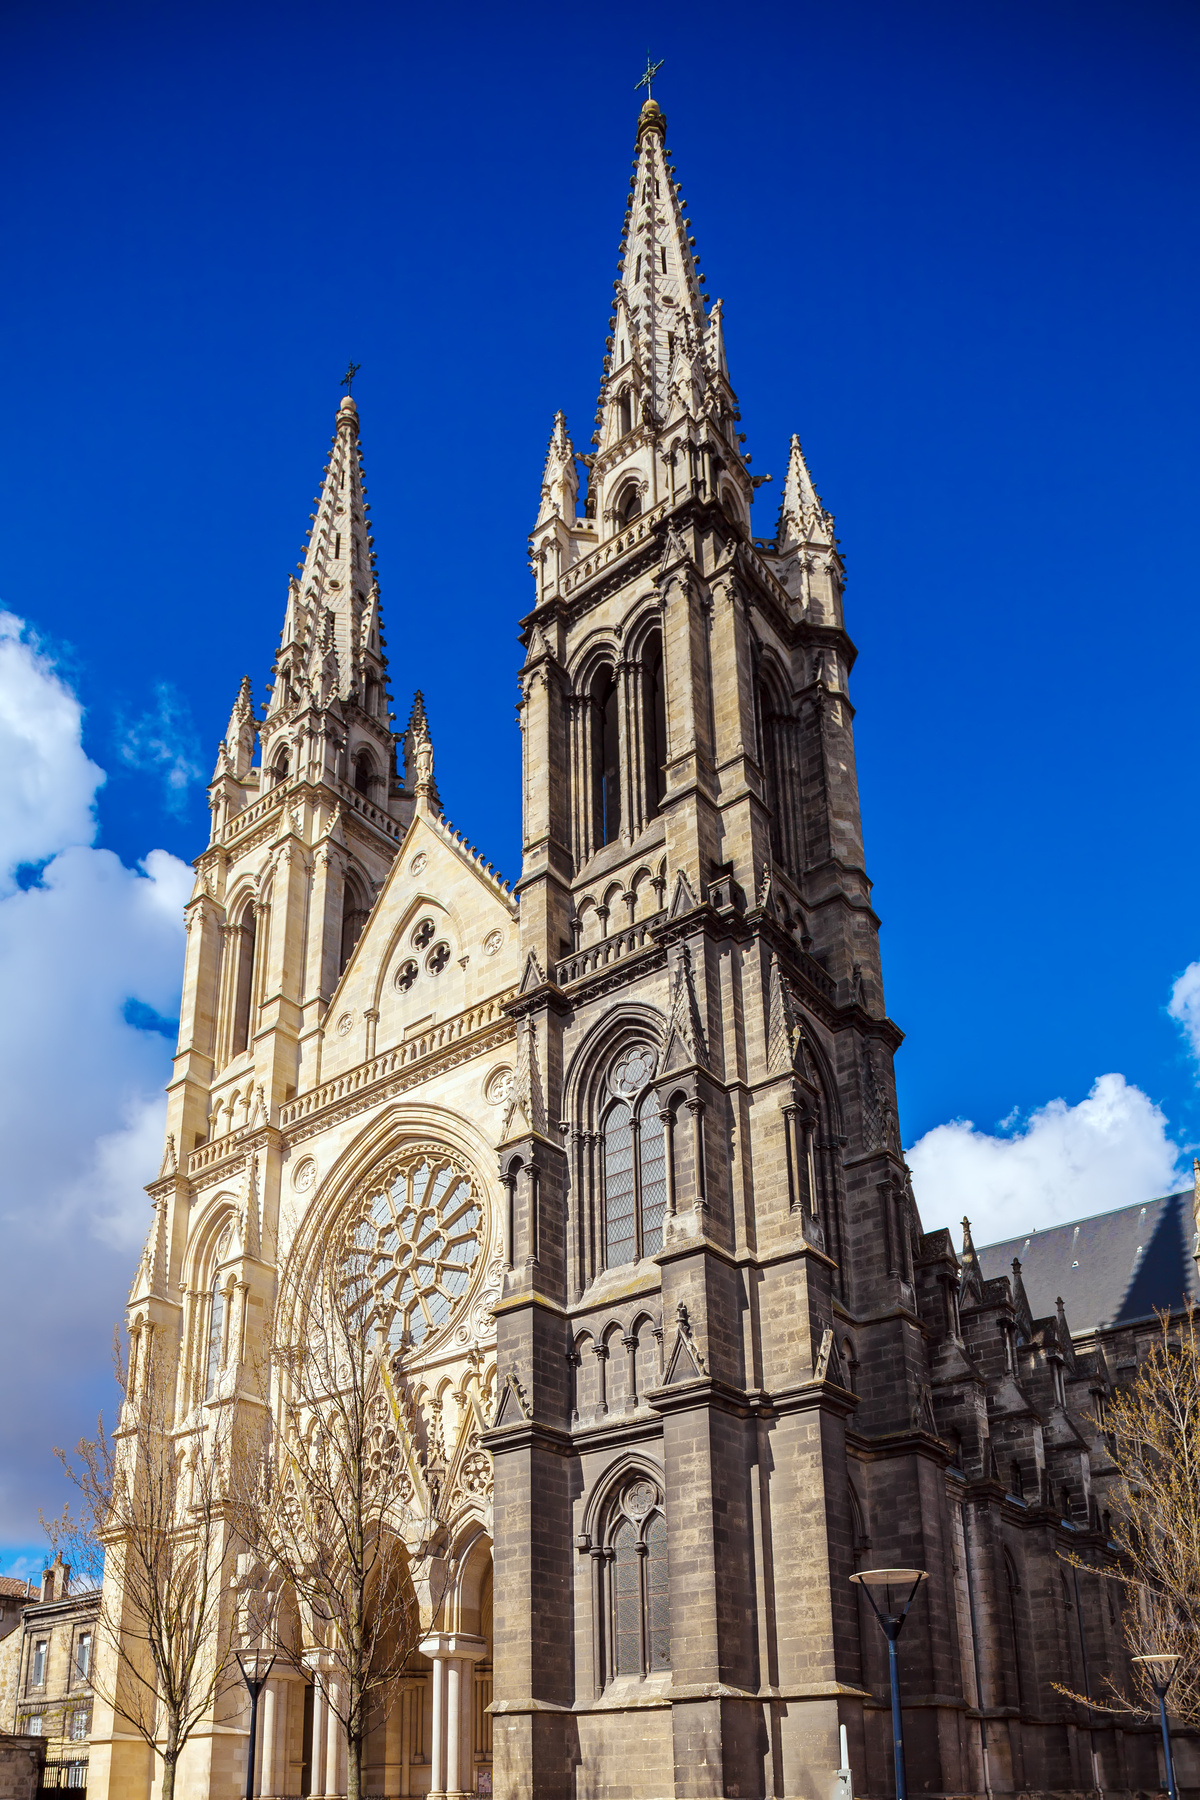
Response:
[[92, 94, 1175, 1800]]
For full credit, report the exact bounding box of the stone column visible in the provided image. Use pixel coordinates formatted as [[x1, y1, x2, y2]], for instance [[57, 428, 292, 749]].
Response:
[[430, 1654, 447, 1798], [324, 1676, 343, 1797], [310, 1676, 328, 1800], [258, 1677, 276, 1797], [460, 1663, 476, 1798], [445, 1659, 463, 1797], [419, 1633, 488, 1800]]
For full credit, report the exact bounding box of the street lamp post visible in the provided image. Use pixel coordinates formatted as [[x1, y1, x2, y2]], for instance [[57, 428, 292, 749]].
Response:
[[850, 1568, 929, 1800], [1133, 1654, 1180, 1800], [235, 1646, 276, 1800]]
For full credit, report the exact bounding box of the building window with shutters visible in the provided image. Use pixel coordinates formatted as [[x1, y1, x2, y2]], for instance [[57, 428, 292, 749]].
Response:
[[595, 1474, 669, 1686], [602, 1046, 666, 1268]]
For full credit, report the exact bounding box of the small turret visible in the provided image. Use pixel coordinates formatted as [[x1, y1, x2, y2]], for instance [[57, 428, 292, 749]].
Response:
[[535, 412, 578, 528]]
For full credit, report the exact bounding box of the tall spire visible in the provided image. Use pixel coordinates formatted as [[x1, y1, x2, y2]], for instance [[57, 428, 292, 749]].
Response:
[[593, 98, 724, 450], [266, 394, 388, 722]]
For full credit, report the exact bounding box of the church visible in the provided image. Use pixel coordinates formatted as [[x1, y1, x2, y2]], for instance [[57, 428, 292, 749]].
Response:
[[89, 93, 1183, 1800]]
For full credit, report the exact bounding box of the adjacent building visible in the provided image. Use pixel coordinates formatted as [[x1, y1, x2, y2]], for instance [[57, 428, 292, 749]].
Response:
[[7, 1556, 97, 1788]]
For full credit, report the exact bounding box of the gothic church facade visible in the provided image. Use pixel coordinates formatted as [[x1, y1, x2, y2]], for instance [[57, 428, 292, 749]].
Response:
[[94, 96, 1164, 1800]]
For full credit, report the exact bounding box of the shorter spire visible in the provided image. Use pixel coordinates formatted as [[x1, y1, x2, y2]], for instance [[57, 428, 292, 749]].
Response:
[[776, 435, 829, 551], [217, 674, 257, 780], [535, 412, 578, 527]]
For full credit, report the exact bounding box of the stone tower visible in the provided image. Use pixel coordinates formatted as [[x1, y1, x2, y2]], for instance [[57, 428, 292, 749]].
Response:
[[178, 392, 409, 1166], [486, 93, 927, 1800]]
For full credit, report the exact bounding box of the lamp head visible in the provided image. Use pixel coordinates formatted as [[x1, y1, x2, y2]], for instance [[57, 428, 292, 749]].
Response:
[[235, 1646, 276, 1688]]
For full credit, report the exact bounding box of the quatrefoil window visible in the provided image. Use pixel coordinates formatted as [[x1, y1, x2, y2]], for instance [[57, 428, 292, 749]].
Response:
[[427, 942, 451, 976], [412, 919, 435, 951], [394, 960, 418, 992]]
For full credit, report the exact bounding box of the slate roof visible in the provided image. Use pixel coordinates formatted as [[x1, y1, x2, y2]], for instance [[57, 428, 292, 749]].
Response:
[[977, 1190, 1200, 1334]]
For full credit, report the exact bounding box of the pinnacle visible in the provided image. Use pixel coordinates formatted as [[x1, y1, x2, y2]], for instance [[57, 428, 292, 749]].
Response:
[[776, 434, 830, 551], [535, 411, 578, 528]]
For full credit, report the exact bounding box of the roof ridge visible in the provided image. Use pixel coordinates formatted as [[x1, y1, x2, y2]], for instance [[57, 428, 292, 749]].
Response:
[[976, 1187, 1190, 1250], [427, 810, 518, 908]]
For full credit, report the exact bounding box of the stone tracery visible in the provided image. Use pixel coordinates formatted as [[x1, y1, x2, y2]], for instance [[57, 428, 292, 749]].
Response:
[[339, 1146, 486, 1352]]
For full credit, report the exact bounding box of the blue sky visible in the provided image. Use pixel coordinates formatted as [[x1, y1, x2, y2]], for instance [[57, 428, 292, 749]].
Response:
[[1, 0, 1198, 1562]]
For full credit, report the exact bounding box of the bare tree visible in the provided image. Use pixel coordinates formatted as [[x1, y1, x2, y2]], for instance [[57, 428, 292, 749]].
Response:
[[230, 1229, 439, 1800], [1057, 1305, 1200, 1725], [48, 1331, 238, 1800]]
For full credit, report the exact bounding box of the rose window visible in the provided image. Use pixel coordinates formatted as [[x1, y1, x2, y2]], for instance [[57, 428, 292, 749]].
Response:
[[342, 1150, 483, 1350]]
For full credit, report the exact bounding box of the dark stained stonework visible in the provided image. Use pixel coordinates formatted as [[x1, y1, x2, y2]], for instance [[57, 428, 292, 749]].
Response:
[[483, 95, 1199, 1800]]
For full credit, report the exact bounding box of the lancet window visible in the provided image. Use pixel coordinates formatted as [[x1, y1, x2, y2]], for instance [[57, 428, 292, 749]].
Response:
[[602, 1046, 666, 1267], [204, 1274, 226, 1400], [615, 482, 642, 526], [591, 666, 621, 849], [571, 629, 669, 868], [594, 1474, 670, 1685], [229, 900, 257, 1059], [756, 665, 802, 878], [642, 631, 666, 818], [340, 871, 370, 974]]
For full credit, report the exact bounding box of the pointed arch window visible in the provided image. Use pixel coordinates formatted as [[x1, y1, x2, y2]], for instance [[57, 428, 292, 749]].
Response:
[[603, 1049, 666, 1267], [204, 1276, 226, 1400], [617, 391, 633, 438], [353, 749, 374, 796], [756, 672, 799, 878], [595, 1476, 670, 1687], [340, 873, 370, 974], [230, 901, 257, 1058], [642, 630, 666, 819], [616, 483, 642, 526], [590, 666, 621, 850], [271, 747, 290, 788]]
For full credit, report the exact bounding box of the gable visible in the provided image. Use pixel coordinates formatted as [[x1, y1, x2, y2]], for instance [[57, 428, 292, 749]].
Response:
[[319, 812, 520, 1080]]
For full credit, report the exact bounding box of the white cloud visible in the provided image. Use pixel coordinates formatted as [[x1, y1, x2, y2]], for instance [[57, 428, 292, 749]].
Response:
[[908, 1073, 1186, 1249], [1169, 961, 1200, 1063], [0, 615, 191, 1546], [117, 682, 203, 814], [0, 612, 104, 891]]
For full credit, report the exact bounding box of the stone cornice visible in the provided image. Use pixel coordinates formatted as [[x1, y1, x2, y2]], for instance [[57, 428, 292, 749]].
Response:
[[278, 999, 517, 1149]]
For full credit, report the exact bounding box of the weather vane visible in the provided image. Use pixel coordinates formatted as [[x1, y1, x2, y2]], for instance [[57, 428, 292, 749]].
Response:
[[635, 53, 664, 101], [340, 360, 362, 395]]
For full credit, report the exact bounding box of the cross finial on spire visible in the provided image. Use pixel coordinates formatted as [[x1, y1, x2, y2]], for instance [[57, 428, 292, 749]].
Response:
[[634, 53, 664, 100], [340, 360, 362, 395]]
